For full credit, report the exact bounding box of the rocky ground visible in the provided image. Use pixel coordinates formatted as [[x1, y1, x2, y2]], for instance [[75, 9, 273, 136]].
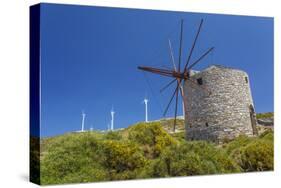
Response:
[[257, 116, 274, 135]]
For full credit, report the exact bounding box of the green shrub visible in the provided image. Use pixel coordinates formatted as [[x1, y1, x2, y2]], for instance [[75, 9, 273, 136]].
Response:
[[171, 132, 186, 143], [61, 167, 108, 184], [152, 141, 240, 177], [128, 122, 177, 158], [100, 140, 148, 180], [259, 130, 274, 141], [224, 135, 252, 154], [39, 122, 274, 184], [40, 134, 107, 185], [30, 136, 40, 184], [104, 131, 122, 140], [234, 139, 273, 171], [101, 140, 146, 171], [225, 132, 274, 172]]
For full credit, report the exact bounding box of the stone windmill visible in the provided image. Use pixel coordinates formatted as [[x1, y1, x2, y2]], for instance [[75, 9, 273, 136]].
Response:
[[185, 65, 258, 142], [138, 19, 258, 142]]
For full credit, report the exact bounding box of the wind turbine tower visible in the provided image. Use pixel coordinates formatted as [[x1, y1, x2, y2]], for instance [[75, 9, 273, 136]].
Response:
[[143, 98, 149, 122], [81, 111, 86, 132], [110, 107, 115, 131]]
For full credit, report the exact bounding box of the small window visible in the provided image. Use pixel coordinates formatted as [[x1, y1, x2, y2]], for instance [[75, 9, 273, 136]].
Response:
[[245, 77, 248, 83], [197, 78, 203, 85], [205, 122, 209, 127]]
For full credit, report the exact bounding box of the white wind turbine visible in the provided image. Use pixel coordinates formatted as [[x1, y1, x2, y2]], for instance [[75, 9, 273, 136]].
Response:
[[110, 106, 115, 131], [81, 111, 86, 132], [143, 97, 149, 122]]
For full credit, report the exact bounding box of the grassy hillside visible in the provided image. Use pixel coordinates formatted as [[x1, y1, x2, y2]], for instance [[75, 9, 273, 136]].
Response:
[[37, 119, 274, 185], [256, 112, 274, 119]]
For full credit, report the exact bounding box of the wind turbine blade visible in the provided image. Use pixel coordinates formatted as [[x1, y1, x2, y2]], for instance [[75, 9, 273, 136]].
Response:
[[173, 86, 179, 132], [188, 47, 214, 70], [163, 83, 179, 117], [168, 39, 177, 71], [184, 19, 204, 71], [160, 78, 177, 93], [178, 19, 184, 72]]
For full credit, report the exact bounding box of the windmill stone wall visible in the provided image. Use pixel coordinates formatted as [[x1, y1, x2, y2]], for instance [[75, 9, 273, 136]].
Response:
[[183, 65, 257, 143]]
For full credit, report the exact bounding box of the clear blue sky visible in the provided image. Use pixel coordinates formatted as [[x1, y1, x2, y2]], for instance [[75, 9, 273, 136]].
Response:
[[39, 3, 273, 137]]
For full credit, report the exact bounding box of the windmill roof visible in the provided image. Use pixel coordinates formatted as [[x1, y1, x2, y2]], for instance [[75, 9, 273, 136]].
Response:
[[205, 64, 242, 71], [190, 64, 247, 76]]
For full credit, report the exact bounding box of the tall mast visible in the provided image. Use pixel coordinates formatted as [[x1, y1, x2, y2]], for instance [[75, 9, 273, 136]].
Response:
[[81, 111, 86, 132], [168, 38, 185, 118], [144, 98, 148, 122], [111, 107, 115, 131]]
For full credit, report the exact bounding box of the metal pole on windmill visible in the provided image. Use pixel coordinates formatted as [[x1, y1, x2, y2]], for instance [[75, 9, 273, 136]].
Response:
[[168, 38, 185, 119], [81, 111, 86, 132], [143, 98, 148, 122], [111, 107, 115, 131], [182, 98, 185, 118]]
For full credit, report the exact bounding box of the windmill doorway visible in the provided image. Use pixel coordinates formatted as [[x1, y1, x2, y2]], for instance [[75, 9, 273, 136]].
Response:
[[249, 104, 258, 135]]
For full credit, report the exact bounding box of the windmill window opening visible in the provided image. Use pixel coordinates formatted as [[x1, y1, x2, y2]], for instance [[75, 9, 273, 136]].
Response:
[[245, 77, 248, 83], [197, 78, 203, 85], [205, 122, 209, 127]]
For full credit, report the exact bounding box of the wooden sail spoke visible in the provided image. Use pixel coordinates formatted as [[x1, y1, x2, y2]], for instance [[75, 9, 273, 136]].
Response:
[[173, 86, 179, 132], [160, 78, 177, 93], [178, 19, 184, 72], [187, 47, 214, 70], [163, 83, 179, 117], [184, 19, 204, 72]]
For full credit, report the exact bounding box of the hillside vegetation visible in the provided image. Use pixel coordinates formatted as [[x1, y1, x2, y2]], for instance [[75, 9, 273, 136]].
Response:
[[256, 112, 274, 119], [37, 120, 273, 185]]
